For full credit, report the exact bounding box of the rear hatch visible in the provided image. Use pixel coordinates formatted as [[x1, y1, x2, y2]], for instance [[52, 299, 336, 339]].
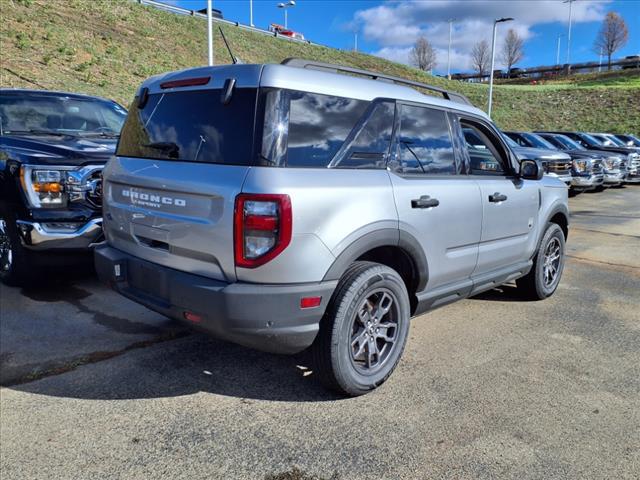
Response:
[[102, 65, 263, 282]]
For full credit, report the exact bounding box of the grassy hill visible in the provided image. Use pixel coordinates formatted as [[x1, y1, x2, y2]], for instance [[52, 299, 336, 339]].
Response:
[[1, 0, 639, 133]]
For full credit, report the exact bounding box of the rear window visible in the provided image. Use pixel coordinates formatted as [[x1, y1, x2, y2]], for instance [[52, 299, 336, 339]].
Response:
[[117, 88, 257, 164]]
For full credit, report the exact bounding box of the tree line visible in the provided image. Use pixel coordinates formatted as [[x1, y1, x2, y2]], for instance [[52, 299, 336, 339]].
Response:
[[409, 11, 629, 76]]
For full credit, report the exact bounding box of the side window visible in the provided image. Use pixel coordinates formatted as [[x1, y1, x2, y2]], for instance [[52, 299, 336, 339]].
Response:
[[461, 122, 508, 175], [394, 104, 456, 175], [286, 91, 368, 167], [332, 101, 395, 169], [511, 134, 528, 147]]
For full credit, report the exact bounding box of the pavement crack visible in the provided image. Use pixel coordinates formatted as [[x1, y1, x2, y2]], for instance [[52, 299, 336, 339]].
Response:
[[570, 227, 640, 239], [566, 254, 639, 270], [1, 330, 190, 387]]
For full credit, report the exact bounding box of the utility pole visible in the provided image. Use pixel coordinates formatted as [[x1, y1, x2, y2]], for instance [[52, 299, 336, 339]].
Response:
[[447, 18, 455, 80], [598, 47, 603, 72], [207, 0, 214, 66], [488, 17, 513, 118]]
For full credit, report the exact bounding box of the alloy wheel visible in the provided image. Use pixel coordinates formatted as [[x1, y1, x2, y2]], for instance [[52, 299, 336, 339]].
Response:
[[349, 289, 400, 374], [542, 237, 561, 288]]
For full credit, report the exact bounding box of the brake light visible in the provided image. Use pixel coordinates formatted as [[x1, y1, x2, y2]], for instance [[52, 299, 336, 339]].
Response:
[[234, 194, 292, 268], [160, 76, 211, 89]]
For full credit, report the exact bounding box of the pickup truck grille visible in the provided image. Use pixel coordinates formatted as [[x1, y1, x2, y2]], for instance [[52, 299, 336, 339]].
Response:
[[545, 161, 572, 176], [67, 165, 103, 210], [591, 160, 604, 174]]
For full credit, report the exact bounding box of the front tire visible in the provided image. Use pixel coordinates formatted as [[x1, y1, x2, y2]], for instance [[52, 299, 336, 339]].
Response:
[[312, 261, 410, 396], [0, 207, 37, 287], [516, 223, 565, 300]]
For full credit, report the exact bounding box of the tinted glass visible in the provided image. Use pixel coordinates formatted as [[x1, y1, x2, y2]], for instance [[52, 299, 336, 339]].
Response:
[[396, 104, 455, 174], [333, 101, 394, 169], [539, 135, 565, 150], [117, 89, 257, 164], [521, 132, 556, 150], [554, 134, 585, 150], [0, 94, 126, 137], [463, 126, 505, 175], [286, 91, 368, 167]]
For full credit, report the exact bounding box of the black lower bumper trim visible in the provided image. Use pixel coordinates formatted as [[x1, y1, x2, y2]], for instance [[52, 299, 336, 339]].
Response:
[[95, 245, 337, 354]]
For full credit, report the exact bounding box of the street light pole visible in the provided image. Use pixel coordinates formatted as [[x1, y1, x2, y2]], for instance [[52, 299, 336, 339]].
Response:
[[354, 32, 358, 52], [488, 17, 513, 118], [564, 0, 574, 65], [447, 18, 455, 80], [250, 0, 253, 27], [277, 1, 295, 30], [556, 34, 564, 65], [207, 0, 214, 66]]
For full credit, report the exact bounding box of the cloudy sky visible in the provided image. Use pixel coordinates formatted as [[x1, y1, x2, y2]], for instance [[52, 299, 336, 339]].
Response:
[[173, 0, 639, 74]]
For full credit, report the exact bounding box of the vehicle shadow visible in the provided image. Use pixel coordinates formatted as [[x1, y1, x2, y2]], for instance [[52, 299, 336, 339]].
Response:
[[470, 284, 524, 302], [7, 330, 343, 403]]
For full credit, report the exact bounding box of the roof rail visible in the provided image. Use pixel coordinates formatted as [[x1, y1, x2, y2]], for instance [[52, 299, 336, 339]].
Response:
[[281, 58, 473, 106]]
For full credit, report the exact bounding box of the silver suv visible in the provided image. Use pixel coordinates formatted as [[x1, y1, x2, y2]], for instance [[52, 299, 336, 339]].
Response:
[[96, 60, 569, 396]]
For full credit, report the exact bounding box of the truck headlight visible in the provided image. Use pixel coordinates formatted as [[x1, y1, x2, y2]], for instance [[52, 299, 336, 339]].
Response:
[[572, 159, 588, 172], [20, 166, 69, 208]]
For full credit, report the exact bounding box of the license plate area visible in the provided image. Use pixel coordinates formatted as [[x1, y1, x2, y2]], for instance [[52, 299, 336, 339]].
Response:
[[127, 259, 170, 302]]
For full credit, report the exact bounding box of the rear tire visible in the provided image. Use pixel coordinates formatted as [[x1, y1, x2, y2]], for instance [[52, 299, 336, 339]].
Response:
[[516, 223, 565, 300], [0, 207, 37, 287], [312, 261, 410, 396]]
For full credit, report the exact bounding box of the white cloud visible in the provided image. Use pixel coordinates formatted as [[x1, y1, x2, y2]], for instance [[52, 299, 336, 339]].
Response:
[[352, 0, 610, 72]]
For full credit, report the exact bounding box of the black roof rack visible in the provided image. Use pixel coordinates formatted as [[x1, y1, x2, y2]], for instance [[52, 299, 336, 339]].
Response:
[[281, 58, 473, 106]]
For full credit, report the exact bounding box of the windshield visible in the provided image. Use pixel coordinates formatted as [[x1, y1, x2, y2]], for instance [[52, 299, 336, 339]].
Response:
[[0, 93, 127, 137], [521, 132, 556, 150], [618, 134, 640, 147], [603, 134, 626, 147], [580, 133, 604, 147], [552, 134, 584, 150], [502, 133, 519, 148]]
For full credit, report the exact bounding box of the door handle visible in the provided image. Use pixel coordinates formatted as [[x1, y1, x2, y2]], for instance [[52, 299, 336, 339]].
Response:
[[488, 192, 508, 203], [411, 195, 440, 209]]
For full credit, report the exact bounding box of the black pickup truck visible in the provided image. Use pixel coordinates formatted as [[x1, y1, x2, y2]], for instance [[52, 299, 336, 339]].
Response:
[[0, 89, 126, 286]]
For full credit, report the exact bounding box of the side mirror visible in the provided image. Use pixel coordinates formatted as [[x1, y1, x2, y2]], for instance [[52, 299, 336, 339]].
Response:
[[520, 159, 544, 180]]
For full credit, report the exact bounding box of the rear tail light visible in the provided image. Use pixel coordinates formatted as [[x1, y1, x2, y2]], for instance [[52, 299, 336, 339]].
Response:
[[234, 194, 292, 268]]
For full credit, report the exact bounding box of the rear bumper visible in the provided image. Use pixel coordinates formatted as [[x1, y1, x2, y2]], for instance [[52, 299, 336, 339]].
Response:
[[95, 245, 337, 354]]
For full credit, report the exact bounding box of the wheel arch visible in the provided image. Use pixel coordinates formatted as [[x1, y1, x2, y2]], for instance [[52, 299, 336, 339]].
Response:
[[322, 228, 428, 314]]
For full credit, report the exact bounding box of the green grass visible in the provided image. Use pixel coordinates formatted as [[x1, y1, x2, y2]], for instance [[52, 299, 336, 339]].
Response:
[[1, 0, 639, 133]]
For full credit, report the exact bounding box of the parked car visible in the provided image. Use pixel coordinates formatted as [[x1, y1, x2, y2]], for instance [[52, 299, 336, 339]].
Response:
[[500, 132, 572, 187], [613, 133, 640, 148], [535, 132, 605, 192], [505, 131, 603, 193], [539, 131, 633, 186], [269, 23, 305, 40], [0, 89, 127, 286], [95, 60, 568, 396]]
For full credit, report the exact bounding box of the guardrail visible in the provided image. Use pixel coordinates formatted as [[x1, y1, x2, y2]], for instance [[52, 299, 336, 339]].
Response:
[[137, 0, 322, 47], [452, 57, 640, 81]]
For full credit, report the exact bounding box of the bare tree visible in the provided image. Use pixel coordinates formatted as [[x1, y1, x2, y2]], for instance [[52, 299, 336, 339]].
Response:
[[594, 12, 629, 70], [500, 29, 524, 74], [409, 37, 437, 72], [470, 39, 491, 78]]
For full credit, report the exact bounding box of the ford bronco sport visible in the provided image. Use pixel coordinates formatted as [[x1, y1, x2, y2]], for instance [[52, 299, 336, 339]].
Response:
[[96, 60, 569, 396]]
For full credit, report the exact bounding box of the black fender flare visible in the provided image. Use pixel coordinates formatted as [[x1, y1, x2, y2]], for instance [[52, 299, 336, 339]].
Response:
[[322, 228, 429, 293]]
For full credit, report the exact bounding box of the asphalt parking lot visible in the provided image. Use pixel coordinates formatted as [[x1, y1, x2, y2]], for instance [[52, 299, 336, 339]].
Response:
[[1, 186, 639, 480]]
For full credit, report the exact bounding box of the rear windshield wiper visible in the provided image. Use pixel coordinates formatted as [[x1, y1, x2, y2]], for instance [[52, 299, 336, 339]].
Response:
[[143, 141, 180, 159]]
